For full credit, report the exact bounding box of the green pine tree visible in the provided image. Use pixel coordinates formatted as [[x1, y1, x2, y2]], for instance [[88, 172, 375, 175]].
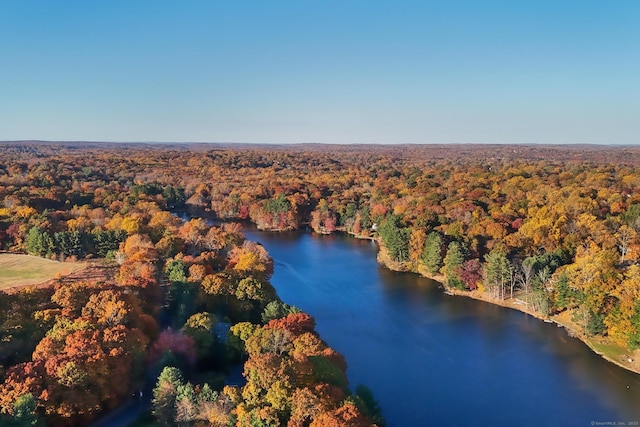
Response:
[[484, 250, 510, 299], [442, 242, 465, 289], [378, 215, 410, 262], [153, 366, 185, 426], [420, 232, 443, 274], [11, 393, 41, 427], [26, 227, 53, 257]]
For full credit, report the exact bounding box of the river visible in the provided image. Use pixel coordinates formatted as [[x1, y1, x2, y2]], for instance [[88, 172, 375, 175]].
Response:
[[241, 228, 640, 427]]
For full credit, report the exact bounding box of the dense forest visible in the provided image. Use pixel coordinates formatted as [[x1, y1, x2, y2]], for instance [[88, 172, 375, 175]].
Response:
[[2, 141, 640, 424], [0, 142, 386, 426]]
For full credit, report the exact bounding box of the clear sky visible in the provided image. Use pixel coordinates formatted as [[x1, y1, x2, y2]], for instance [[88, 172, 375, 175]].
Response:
[[1, 1, 638, 144]]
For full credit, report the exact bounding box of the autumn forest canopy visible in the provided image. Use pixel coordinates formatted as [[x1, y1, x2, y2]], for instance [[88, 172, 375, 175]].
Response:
[[2, 141, 640, 426]]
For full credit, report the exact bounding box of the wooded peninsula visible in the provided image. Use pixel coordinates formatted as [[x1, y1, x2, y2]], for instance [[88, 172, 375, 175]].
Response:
[[1, 141, 640, 426]]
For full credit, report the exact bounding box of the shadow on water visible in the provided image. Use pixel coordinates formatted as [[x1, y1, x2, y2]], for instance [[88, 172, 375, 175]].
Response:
[[242, 227, 640, 427]]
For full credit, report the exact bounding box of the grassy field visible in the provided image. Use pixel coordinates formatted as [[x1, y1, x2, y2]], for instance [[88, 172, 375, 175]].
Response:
[[0, 253, 85, 290], [589, 339, 628, 361], [554, 309, 640, 373]]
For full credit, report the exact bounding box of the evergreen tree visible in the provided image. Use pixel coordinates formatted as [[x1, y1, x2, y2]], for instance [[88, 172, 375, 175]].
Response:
[[420, 232, 443, 274], [261, 300, 301, 323], [10, 393, 41, 427], [442, 242, 465, 289], [265, 193, 290, 214], [91, 229, 127, 258], [163, 185, 186, 208], [629, 302, 640, 349], [53, 231, 85, 258], [26, 227, 53, 257], [197, 383, 218, 405], [359, 206, 372, 230], [174, 382, 197, 425], [587, 309, 606, 336], [554, 273, 576, 310], [340, 202, 358, 226], [378, 215, 410, 262], [153, 366, 184, 426], [623, 203, 640, 229], [355, 384, 386, 427], [484, 250, 510, 299]]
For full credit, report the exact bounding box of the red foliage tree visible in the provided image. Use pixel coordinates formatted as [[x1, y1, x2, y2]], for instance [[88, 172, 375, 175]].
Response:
[[459, 259, 482, 290], [266, 313, 316, 338], [147, 329, 197, 367]]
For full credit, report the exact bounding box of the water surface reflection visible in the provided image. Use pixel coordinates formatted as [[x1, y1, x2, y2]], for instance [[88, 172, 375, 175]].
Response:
[[243, 229, 640, 426]]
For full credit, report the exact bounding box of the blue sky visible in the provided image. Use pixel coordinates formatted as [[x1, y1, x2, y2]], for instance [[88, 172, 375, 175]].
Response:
[[1, 1, 638, 144]]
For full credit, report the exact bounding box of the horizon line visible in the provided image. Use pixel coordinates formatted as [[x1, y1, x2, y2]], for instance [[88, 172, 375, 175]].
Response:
[[1, 139, 637, 147]]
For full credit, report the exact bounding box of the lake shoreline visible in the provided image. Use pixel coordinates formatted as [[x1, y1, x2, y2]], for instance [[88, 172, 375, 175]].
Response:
[[442, 286, 640, 375], [328, 226, 640, 376], [190, 210, 640, 377], [372, 243, 640, 377]]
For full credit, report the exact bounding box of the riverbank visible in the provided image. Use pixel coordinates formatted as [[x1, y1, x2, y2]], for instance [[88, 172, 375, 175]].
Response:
[[241, 222, 640, 425], [363, 238, 640, 376], [349, 228, 640, 376], [189, 210, 640, 377], [424, 273, 640, 376]]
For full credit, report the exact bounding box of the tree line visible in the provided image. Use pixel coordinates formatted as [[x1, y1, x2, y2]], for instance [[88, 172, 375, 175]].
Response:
[[0, 144, 383, 426], [2, 141, 640, 422]]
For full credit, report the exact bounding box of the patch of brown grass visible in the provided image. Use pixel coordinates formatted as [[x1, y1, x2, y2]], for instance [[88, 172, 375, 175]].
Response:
[[0, 253, 85, 290]]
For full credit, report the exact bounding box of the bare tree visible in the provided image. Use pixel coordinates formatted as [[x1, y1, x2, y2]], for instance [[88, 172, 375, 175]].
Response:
[[538, 268, 552, 292], [508, 261, 522, 300], [115, 250, 125, 266], [616, 225, 634, 264], [518, 260, 535, 304], [267, 328, 293, 356]]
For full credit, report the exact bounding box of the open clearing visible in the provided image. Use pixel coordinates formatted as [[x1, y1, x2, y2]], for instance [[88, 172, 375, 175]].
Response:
[[0, 253, 86, 290]]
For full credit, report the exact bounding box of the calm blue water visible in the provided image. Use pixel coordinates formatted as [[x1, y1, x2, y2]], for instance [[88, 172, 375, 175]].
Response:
[[242, 229, 640, 427]]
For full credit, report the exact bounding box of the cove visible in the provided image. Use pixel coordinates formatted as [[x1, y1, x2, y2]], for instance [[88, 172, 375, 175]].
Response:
[[242, 228, 640, 427]]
